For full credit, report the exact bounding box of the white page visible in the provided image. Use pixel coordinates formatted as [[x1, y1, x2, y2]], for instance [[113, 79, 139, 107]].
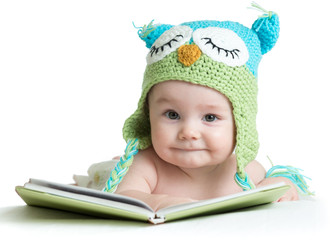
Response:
[[156, 182, 286, 216], [29, 178, 153, 211], [24, 183, 155, 218], [25, 179, 155, 215]]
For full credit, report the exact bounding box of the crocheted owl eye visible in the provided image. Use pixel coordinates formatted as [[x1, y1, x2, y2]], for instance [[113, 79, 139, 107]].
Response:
[[147, 25, 192, 65], [193, 27, 249, 67]]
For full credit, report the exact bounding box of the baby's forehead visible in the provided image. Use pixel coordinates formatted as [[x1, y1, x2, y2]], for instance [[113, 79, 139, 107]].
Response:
[[149, 80, 232, 108], [151, 80, 228, 96]]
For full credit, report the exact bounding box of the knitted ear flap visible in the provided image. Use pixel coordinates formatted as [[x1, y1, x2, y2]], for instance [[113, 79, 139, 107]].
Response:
[[251, 3, 280, 55], [133, 20, 174, 49]]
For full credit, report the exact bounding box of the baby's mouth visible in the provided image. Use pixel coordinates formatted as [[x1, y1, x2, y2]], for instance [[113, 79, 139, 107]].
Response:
[[173, 147, 204, 152]]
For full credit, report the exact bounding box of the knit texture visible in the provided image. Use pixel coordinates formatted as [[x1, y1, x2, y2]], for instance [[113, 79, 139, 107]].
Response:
[[252, 13, 280, 55], [178, 44, 202, 66]]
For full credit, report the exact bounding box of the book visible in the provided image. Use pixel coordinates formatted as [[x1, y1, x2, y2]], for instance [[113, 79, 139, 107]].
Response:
[[15, 179, 290, 224]]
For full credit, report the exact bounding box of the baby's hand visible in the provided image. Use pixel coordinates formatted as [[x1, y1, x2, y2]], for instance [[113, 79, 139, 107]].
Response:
[[257, 177, 299, 202]]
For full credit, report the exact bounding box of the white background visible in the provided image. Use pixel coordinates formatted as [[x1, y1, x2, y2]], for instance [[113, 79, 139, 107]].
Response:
[[0, 0, 335, 236]]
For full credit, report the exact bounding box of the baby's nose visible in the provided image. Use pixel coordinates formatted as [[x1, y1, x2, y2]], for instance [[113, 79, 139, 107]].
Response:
[[178, 44, 201, 67], [178, 124, 201, 141]]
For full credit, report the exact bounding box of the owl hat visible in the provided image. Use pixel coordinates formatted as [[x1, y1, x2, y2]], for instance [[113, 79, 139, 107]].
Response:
[[104, 4, 312, 195]]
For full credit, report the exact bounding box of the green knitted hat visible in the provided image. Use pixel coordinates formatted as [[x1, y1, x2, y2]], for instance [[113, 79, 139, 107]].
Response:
[[102, 7, 281, 193]]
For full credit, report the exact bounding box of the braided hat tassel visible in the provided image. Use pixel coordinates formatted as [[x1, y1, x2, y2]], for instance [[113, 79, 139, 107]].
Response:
[[103, 139, 139, 193], [234, 172, 256, 191]]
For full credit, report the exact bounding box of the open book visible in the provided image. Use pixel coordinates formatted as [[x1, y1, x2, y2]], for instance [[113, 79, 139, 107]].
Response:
[[16, 179, 289, 224]]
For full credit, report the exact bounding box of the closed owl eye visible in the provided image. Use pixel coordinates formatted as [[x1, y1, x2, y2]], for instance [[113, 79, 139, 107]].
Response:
[[201, 37, 241, 59], [146, 25, 192, 65], [149, 34, 184, 57], [193, 27, 249, 67]]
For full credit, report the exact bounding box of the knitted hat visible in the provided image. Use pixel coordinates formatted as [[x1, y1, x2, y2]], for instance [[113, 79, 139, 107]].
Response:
[[104, 6, 280, 193]]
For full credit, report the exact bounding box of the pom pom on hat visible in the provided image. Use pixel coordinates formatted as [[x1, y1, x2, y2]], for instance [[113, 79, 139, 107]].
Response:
[[251, 2, 280, 55], [133, 20, 173, 49]]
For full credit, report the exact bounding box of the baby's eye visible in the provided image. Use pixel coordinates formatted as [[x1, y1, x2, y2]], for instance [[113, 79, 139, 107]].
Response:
[[193, 27, 249, 67], [203, 114, 217, 122], [147, 25, 192, 65], [165, 111, 180, 120]]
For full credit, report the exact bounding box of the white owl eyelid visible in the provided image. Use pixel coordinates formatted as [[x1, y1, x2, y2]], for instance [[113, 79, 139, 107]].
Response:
[[146, 25, 192, 65], [149, 34, 184, 57], [201, 37, 241, 59], [192, 27, 249, 67]]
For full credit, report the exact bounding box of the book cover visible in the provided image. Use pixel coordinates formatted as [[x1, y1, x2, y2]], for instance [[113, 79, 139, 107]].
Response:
[[16, 179, 290, 224]]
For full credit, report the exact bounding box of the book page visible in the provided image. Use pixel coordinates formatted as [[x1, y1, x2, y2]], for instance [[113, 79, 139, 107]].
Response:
[[155, 182, 289, 219], [27, 179, 154, 212]]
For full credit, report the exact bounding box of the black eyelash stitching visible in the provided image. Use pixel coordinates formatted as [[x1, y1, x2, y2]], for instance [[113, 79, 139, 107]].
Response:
[[202, 38, 240, 59], [150, 34, 184, 57]]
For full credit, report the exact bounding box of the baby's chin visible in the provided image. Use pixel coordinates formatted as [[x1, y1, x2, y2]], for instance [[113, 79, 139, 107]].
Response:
[[161, 152, 223, 169]]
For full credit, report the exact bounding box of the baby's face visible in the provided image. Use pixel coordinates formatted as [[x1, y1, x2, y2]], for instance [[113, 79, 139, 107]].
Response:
[[148, 80, 236, 169]]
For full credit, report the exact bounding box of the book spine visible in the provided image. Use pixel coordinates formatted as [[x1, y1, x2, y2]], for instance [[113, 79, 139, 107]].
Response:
[[148, 216, 165, 224]]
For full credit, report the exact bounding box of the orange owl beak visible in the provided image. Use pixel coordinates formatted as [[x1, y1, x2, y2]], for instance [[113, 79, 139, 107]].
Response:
[[178, 44, 201, 67]]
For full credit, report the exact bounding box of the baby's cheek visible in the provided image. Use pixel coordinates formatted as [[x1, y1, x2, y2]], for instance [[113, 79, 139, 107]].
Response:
[[151, 131, 171, 159], [151, 125, 166, 146], [208, 129, 235, 150]]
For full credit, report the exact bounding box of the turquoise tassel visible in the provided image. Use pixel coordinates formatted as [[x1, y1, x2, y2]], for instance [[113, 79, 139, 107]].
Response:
[[234, 172, 256, 191], [266, 164, 314, 196], [132, 20, 156, 39]]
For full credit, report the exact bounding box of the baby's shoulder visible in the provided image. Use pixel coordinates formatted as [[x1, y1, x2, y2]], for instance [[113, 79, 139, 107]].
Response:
[[244, 159, 266, 185], [116, 147, 159, 193], [134, 147, 158, 164], [131, 147, 158, 170], [133, 147, 178, 181]]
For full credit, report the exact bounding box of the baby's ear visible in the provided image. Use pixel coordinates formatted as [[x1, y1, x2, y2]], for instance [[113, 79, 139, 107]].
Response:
[[134, 20, 174, 49], [252, 13, 280, 55]]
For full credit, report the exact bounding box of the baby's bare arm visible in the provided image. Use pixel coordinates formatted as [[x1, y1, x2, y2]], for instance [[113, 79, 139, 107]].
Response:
[[245, 160, 298, 201], [257, 177, 299, 201], [245, 160, 267, 185], [115, 149, 156, 194], [115, 148, 195, 211]]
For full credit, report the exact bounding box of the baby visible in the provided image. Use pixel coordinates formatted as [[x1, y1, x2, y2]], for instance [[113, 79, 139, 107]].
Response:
[[104, 7, 311, 211], [115, 80, 298, 211]]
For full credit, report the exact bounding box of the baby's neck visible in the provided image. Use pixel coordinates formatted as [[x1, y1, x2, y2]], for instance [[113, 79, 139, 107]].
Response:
[[179, 164, 221, 182], [178, 154, 235, 182], [152, 152, 239, 199]]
